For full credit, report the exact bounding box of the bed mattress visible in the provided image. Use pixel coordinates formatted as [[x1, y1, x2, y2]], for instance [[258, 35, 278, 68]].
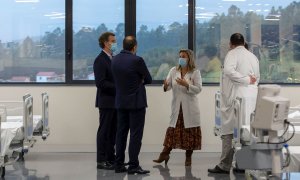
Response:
[[1, 122, 23, 156]]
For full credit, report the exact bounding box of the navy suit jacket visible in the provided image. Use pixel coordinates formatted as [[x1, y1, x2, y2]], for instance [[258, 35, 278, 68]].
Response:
[[111, 50, 152, 109], [93, 50, 115, 108]]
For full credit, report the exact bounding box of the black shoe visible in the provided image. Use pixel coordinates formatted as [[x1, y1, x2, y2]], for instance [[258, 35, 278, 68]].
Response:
[[115, 166, 127, 173], [104, 161, 115, 170], [97, 161, 107, 169], [233, 167, 245, 173], [97, 161, 115, 170], [127, 166, 150, 175], [208, 165, 230, 174]]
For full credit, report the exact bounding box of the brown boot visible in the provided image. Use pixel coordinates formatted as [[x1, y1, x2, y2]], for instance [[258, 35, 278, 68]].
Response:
[[185, 150, 193, 166], [153, 146, 172, 165]]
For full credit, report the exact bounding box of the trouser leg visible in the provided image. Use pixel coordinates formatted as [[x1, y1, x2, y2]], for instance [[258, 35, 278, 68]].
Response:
[[97, 108, 108, 163], [128, 108, 146, 169], [218, 134, 234, 171], [105, 109, 117, 162], [115, 109, 130, 167]]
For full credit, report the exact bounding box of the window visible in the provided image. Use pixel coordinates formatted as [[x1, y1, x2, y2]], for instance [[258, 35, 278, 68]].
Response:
[[294, 25, 300, 62], [0, 0, 65, 83], [196, 0, 300, 83], [136, 0, 188, 80], [261, 24, 279, 61], [196, 22, 221, 83], [72, 0, 124, 80], [1, 0, 300, 84]]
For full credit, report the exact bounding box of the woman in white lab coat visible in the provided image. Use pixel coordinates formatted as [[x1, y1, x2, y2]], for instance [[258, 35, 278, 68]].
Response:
[[153, 49, 202, 166]]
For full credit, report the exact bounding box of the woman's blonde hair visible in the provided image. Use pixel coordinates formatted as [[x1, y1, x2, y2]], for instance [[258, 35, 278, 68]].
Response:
[[177, 49, 196, 72]]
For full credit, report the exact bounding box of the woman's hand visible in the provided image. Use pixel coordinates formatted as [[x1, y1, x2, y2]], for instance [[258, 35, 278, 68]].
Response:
[[163, 79, 169, 91], [176, 78, 189, 89]]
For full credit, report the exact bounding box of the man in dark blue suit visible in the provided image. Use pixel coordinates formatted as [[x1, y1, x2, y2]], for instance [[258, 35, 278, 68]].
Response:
[[112, 36, 152, 174], [93, 32, 118, 170]]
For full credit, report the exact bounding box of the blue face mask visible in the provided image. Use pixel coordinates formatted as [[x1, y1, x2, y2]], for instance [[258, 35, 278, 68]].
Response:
[[178, 58, 187, 67], [110, 43, 117, 53]]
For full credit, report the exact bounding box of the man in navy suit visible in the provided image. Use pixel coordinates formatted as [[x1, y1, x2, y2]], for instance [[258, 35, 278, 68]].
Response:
[[93, 32, 118, 170], [112, 36, 152, 174]]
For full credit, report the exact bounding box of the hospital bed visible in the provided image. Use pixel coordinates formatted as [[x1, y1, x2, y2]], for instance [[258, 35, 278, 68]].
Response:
[[5, 93, 50, 165], [4, 93, 50, 141], [0, 94, 36, 177], [0, 93, 50, 177]]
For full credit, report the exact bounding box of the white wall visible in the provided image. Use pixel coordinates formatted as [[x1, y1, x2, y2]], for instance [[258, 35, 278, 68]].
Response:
[[0, 85, 299, 152]]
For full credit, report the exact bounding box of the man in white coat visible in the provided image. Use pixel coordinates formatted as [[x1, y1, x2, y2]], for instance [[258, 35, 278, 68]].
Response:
[[208, 33, 260, 174]]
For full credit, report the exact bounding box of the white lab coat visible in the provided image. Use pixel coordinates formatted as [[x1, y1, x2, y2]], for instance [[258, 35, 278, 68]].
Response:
[[164, 67, 202, 128], [220, 46, 260, 135]]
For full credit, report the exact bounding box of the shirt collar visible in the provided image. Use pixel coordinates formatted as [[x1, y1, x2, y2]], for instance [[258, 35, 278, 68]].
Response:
[[103, 49, 112, 59], [235, 46, 245, 50]]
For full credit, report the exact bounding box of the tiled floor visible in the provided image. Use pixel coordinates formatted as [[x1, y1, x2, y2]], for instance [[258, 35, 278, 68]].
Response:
[[2, 152, 297, 180]]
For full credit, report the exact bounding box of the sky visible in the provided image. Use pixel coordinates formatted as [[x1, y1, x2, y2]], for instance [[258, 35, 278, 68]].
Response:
[[0, 0, 296, 43]]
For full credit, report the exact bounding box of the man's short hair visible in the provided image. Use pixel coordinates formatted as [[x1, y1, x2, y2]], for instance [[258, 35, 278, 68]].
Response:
[[244, 42, 249, 50], [230, 33, 245, 46], [98, 32, 115, 48], [123, 36, 137, 51]]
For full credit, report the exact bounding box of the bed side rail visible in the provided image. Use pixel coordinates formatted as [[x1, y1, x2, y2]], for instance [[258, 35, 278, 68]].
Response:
[[233, 97, 243, 148], [41, 93, 50, 140], [23, 94, 35, 152], [214, 91, 221, 136]]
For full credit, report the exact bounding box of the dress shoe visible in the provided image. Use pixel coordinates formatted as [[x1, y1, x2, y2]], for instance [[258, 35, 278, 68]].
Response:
[[97, 161, 115, 170], [127, 166, 150, 175], [97, 161, 107, 169], [233, 167, 245, 173], [115, 166, 127, 173], [104, 161, 115, 170], [208, 165, 230, 174]]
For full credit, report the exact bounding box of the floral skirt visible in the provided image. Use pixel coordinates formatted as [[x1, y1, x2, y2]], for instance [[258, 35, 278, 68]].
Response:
[[163, 106, 202, 150]]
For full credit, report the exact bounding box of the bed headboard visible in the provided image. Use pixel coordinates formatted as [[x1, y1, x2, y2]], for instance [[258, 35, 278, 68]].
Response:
[[42, 93, 49, 130]]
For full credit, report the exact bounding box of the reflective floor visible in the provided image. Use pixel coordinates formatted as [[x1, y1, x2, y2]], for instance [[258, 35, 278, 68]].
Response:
[[0, 152, 279, 180]]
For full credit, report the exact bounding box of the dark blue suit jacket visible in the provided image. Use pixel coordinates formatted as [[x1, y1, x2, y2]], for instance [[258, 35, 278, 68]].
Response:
[[93, 50, 115, 108], [111, 50, 152, 109]]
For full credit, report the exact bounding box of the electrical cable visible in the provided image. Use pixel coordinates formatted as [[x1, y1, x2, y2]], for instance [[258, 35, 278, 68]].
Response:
[[257, 121, 295, 145]]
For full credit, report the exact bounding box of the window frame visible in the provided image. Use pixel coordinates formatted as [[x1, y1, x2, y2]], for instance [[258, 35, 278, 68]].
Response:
[[1, 0, 300, 86]]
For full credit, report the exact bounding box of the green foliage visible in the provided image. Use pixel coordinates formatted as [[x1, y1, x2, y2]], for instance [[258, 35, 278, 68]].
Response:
[[37, 1, 300, 81]]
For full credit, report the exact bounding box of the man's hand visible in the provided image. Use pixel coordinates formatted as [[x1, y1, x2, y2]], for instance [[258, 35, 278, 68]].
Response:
[[249, 75, 256, 84], [176, 78, 189, 89]]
